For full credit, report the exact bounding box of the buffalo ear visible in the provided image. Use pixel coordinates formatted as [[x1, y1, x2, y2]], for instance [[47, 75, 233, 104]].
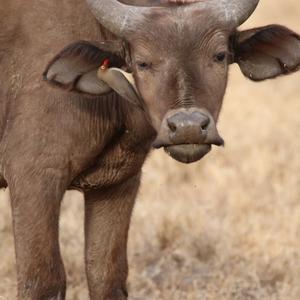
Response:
[[233, 25, 300, 81], [44, 41, 125, 95], [44, 41, 143, 107]]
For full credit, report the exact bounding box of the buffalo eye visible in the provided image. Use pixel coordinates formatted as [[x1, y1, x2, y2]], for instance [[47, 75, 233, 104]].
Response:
[[214, 52, 227, 63], [136, 61, 151, 70]]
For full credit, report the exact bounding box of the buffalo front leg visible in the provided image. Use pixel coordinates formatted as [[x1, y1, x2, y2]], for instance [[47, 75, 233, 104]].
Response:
[[84, 175, 140, 300], [8, 168, 67, 300]]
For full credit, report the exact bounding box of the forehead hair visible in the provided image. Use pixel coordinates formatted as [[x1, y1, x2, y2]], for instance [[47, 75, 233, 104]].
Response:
[[127, 7, 232, 52]]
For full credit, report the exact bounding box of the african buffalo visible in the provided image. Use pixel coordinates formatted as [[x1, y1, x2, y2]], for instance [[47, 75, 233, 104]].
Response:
[[0, 0, 299, 299]]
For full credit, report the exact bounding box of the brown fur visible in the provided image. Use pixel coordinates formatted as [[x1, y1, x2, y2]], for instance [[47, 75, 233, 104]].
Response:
[[0, 1, 299, 299]]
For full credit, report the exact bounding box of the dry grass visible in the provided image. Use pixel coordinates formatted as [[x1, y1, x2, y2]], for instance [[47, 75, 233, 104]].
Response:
[[1, 1, 300, 299]]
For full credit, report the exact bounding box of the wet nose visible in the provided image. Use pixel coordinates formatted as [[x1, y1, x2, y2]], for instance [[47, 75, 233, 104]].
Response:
[[167, 111, 210, 144]]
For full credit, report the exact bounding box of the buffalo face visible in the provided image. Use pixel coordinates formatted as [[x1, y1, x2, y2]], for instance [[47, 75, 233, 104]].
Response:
[[127, 13, 229, 163]]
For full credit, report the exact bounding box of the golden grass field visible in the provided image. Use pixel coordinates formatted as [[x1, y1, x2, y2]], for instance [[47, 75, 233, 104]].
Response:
[[1, 1, 300, 299]]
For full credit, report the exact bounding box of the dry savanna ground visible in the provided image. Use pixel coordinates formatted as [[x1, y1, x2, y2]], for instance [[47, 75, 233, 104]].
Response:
[[1, 1, 300, 299]]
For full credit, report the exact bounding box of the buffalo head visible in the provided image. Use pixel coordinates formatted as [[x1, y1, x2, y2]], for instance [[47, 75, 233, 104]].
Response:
[[44, 0, 300, 163]]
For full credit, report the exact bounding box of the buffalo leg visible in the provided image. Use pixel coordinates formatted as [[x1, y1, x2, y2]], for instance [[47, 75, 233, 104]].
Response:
[[84, 174, 140, 300], [8, 168, 67, 300]]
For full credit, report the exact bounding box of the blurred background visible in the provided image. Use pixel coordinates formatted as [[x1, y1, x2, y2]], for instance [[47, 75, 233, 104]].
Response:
[[1, 1, 300, 299]]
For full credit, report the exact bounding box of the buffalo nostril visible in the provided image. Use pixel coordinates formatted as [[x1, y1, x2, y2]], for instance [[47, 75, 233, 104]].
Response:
[[200, 116, 210, 131], [167, 120, 177, 133], [191, 112, 210, 132], [201, 124, 208, 131]]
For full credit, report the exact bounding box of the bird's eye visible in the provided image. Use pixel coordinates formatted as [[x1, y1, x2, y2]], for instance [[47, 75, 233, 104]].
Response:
[[214, 52, 227, 63], [137, 61, 151, 70]]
